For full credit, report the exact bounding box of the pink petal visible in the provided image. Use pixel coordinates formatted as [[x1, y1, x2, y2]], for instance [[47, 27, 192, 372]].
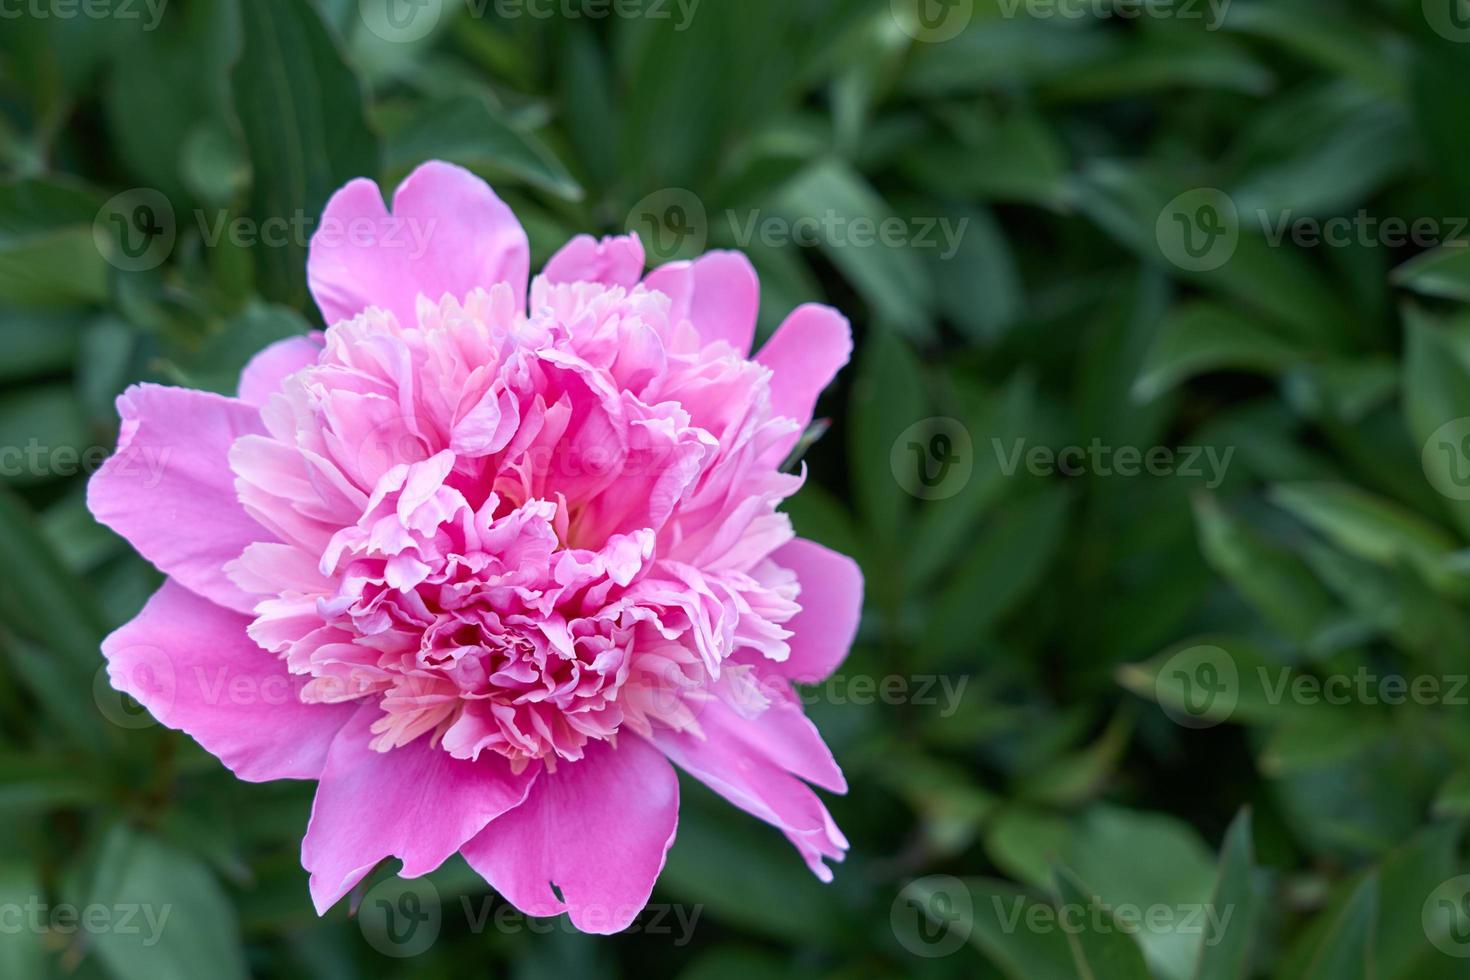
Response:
[[87, 384, 269, 613], [651, 719, 847, 882], [755, 303, 852, 459], [770, 538, 863, 683], [307, 161, 530, 328], [238, 335, 323, 407], [302, 703, 538, 914], [102, 580, 355, 782], [461, 737, 679, 934], [644, 251, 760, 355], [706, 685, 846, 793], [542, 233, 645, 288]]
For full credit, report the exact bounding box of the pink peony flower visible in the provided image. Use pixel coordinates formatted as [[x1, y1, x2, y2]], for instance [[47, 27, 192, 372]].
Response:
[[88, 162, 862, 933]]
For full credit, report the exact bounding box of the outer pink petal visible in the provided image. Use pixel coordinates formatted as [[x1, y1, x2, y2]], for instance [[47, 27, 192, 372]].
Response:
[[302, 704, 538, 914], [238, 335, 323, 407], [102, 581, 355, 782], [643, 251, 760, 355], [651, 721, 847, 882], [307, 161, 530, 327], [87, 384, 268, 614], [542, 233, 645, 288], [708, 685, 846, 793], [755, 303, 852, 459], [771, 538, 863, 683], [461, 737, 679, 934]]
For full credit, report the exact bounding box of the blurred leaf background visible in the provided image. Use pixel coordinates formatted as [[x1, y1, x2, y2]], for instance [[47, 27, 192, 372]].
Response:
[[5, 0, 1470, 976]]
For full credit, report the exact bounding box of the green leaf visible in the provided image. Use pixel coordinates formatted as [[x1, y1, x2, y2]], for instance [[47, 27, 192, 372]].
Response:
[[0, 860, 43, 978], [1403, 306, 1470, 540], [384, 94, 582, 202], [232, 0, 379, 308], [1299, 873, 1377, 980], [0, 178, 109, 307], [923, 485, 1071, 660], [0, 486, 107, 669], [1193, 492, 1338, 645], [83, 824, 249, 980], [935, 878, 1077, 980], [849, 328, 924, 558], [1134, 303, 1307, 403], [1193, 810, 1260, 980], [1392, 245, 1470, 303], [1053, 864, 1154, 980], [774, 158, 932, 337], [1270, 482, 1461, 594]]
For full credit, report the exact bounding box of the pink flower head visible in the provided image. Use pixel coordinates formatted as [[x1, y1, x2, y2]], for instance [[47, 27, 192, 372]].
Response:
[[89, 162, 862, 934]]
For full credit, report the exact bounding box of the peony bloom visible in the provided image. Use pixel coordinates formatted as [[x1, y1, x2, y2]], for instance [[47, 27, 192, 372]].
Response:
[[89, 162, 862, 933]]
